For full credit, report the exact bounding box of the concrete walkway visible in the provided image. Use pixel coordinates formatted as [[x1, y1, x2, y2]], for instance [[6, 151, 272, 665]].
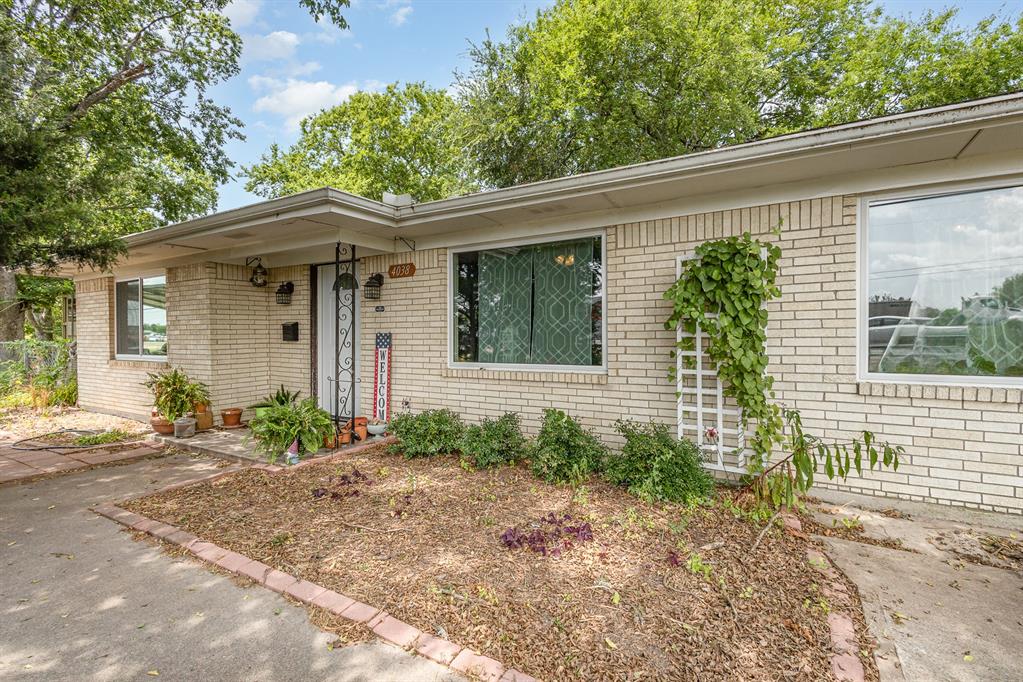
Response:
[[812, 490, 1023, 682], [0, 437, 161, 483], [0, 453, 460, 681]]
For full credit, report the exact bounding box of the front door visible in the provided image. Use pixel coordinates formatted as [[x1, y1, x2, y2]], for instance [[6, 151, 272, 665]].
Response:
[[316, 262, 359, 421]]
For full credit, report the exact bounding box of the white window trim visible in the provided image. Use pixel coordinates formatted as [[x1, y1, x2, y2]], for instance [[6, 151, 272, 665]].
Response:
[[114, 274, 168, 361], [447, 229, 608, 374], [856, 180, 1023, 388]]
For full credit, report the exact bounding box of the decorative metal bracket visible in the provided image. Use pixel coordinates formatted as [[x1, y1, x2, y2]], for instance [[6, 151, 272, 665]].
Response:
[[396, 236, 416, 251]]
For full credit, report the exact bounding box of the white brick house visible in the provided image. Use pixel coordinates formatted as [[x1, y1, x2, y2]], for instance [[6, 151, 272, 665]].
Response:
[[66, 95, 1023, 514]]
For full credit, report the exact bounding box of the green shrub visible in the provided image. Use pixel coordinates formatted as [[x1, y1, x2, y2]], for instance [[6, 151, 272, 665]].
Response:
[[389, 409, 464, 458], [529, 409, 606, 485], [74, 428, 130, 446], [50, 377, 77, 407], [460, 412, 527, 468], [249, 397, 334, 464], [604, 420, 713, 503], [143, 367, 210, 422]]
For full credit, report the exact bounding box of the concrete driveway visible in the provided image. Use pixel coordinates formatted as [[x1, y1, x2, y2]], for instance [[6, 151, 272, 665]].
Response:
[[0, 453, 460, 681], [813, 490, 1023, 682]]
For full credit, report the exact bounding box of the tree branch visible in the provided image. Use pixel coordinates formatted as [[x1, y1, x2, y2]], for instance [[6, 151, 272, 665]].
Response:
[[63, 62, 151, 128]]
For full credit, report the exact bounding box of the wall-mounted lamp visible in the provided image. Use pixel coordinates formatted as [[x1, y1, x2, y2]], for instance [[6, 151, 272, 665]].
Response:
[[275, 281, 294, 305], [363, 273, 384, 300], [247, 257, 268, 287]]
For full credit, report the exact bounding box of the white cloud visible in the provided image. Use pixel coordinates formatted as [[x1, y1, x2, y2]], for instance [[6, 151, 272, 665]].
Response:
[[224, 0, 262, 28], [251, 77, 360, 131], [286, 61, 322, 77], [244, 30, 300, 62], [390, 5, 413, 26]]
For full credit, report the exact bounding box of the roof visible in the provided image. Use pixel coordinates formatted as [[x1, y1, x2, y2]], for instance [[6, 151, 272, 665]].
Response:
[[76, 92, 1023, 276]]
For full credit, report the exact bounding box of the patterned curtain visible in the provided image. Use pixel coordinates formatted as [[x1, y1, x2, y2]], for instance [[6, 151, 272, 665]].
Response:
[[531, 239, 594, 365], [478, 248, 533, 363]]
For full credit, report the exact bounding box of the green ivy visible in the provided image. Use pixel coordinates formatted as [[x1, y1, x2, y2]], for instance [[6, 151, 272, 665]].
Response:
[[664, 232, 903, 507]]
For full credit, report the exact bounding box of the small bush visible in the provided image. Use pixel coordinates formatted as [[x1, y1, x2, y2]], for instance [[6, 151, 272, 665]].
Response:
[[74, 428, 130, 446], [50, 378, 77, 407], [529, 408, 606, 485], [389, 409, 464, 458], [604, 420, 713, 503], [460, 412, 527, 468]]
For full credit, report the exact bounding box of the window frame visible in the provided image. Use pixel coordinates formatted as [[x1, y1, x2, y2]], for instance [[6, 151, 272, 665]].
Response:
[[447, 230, 608, 374], [857, 179, 1023, 388], [114, 273, 168, 362]]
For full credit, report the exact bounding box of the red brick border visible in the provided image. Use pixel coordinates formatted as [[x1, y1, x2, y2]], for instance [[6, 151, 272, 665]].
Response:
[[806, 546, 866, 682], [92, 502, 536, 682]]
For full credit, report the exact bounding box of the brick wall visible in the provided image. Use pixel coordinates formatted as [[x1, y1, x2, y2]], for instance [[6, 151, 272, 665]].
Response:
[[356, 195, 1022, 515], [75, 263, 311, 422]]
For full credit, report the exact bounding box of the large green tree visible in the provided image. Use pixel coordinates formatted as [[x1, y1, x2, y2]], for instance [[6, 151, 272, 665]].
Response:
[[244, 82, 479, 202], [457, 0, 1023, 188], [0, 0, 349, 340]]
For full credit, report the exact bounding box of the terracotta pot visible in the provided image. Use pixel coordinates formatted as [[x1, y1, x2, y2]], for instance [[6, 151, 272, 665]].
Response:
[[323, 432, 337, 449], [354, 416, 368, 428], [221, 408, 243, 427], [354, 425, 368, 441], [195, 402, 209, 414], [150, 416, 174, 435], [338, 430, 353, 445]]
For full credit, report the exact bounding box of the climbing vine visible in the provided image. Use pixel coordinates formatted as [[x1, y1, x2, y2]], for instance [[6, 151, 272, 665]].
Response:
[[664, 232, 903, 507]]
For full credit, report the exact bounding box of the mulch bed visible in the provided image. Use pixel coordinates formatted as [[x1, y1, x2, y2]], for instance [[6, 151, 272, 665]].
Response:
[[124, 444, 879, 681]]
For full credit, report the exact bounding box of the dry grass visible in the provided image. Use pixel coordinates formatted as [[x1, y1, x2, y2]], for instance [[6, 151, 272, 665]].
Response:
[[124, 444, 878, 681], [0, 406, 148, 441]]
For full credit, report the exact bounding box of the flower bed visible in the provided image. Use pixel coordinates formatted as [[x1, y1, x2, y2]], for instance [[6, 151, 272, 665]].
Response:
[[123, 444, 877, 681]]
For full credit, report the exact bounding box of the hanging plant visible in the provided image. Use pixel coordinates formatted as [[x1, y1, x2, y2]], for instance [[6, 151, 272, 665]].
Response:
[[663, 232, 902, 507]]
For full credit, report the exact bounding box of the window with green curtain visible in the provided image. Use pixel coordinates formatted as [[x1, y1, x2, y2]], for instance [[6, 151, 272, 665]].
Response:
[[454, 236, 603, 367]]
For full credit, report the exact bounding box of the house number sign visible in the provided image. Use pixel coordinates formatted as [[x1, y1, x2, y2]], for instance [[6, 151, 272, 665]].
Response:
[[388, 262, 416, 279], [373, 332, 392, 422]]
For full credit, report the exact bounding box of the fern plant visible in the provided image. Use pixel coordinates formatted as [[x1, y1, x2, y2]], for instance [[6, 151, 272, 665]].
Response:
[[248, 397, 333, 464], [143, 368, 210, 422]]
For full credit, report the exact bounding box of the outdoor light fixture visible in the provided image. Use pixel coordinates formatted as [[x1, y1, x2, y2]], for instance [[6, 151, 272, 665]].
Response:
[[275, 281, 294, 305], [247, 257, 268, 287], [333, 271, 359, 292], [363, 273, 384, 300]]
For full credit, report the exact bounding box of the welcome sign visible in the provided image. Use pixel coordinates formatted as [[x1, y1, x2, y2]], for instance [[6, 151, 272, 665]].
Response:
[[373, 332, 392, 422]]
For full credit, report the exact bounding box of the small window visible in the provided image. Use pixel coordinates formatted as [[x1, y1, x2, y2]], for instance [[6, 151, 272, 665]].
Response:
[[864, 185, 1023, 382], [453, 235, 604, 368], [115, 275, 167, 358]]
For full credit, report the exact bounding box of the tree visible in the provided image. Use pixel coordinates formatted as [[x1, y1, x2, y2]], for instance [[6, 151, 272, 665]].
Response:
[[457, 0, 1023, 188], [245, 82, 478, 202], [0, 0, 349, 340], [995, 272, 1023, 308]]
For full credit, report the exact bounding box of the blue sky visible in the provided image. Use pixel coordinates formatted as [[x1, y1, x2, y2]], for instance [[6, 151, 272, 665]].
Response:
[[214, 0, 1018, 210]]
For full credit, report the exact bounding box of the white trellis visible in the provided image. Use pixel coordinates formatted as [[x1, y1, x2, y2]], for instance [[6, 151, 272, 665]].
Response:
[[675, 254, 750, 474]]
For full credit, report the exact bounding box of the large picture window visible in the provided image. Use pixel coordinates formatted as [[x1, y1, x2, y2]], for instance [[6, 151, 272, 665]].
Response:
[[864, 185, 1023, 382], [453, 235, 604, 368], [115, 275, 167, 358]]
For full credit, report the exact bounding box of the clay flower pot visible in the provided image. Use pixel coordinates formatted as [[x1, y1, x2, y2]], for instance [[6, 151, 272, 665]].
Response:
[[323, 432, 338, 449], [221, 407, 243, 427], [338, 430, 353, 445], [150, 416, 174, 435]]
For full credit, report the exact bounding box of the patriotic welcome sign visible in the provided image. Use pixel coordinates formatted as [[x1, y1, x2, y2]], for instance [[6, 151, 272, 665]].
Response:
[[373, 332, 392, 422]]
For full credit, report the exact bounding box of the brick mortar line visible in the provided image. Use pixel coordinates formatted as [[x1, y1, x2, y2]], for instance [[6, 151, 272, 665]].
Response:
[[91, 502, 534, 682]]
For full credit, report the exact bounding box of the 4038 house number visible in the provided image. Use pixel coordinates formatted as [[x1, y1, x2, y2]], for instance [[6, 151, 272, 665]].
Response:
[[388, 262, 416, 279]]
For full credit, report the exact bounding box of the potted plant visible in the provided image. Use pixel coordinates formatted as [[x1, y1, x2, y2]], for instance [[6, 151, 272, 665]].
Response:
[[221, 407, 243, 428], [143, 368, 209, 435], [248, 385, 301, 419], [194, 401, 214, 431], [248, 397, 334, 465]]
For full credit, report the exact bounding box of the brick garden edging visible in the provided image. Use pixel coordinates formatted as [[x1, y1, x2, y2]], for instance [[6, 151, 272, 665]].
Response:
[[785, 514, 866, 682], [92, 436, 536, 682]]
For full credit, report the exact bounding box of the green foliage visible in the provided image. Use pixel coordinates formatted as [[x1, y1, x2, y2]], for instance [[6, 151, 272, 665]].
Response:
[[389, 409, 465, 458], [458, 0, 1023, 188], [0, 338, 75, 405], [248, 397, 334, 464], [249, 385, 301, 410], [73, 428, 130, 446], [529, 408, 606, 485], [143, 368, 210, 422], [664, 234, 904, 508], [245, 83, 478, 202], [665, 233, 784, 463], [756, 409, 904, 508], [459, 412, 528, 469], [0, 0, 348, 271], [604, 420, 713, 503]]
